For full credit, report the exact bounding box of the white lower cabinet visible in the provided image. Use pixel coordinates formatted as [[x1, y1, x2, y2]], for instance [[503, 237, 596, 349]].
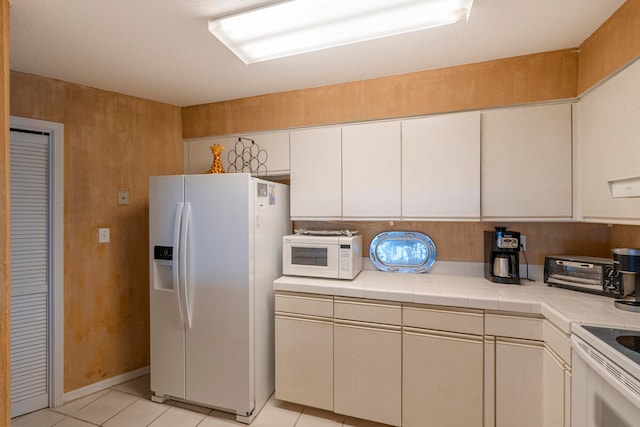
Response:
[[275, 294, 572, 427], [495, 337, 545, 427], [402, 304, 484, 427], [486, 313, 571, 427], [274, 292, 334, 410], [333, 298, 402, 426], [543, 345, 567, 427]]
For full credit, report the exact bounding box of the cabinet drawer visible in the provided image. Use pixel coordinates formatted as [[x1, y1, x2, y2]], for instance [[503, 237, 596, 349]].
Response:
[[334, 297, 401, 325], [403, 304, 483, 335], [275, 292, 333, 318], [485, 313, 543, 341]]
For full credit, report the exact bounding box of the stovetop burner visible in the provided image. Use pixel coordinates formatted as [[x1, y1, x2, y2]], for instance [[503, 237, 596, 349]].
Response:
[[616, 335, 640, 354], [583, 325, 640, 366]]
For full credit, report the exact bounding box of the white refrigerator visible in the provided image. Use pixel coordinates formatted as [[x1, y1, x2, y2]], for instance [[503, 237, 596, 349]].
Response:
[[148, 173, 290, 423]]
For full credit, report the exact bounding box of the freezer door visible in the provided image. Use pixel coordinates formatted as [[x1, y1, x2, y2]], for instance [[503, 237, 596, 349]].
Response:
[[149, 175, 186, 400], [183, 174, 254, 415]]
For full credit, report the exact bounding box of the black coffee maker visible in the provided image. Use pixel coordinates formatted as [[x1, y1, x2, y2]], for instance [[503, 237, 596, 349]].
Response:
[[484, 226, 521, 284], [612, 248, 640, 312]]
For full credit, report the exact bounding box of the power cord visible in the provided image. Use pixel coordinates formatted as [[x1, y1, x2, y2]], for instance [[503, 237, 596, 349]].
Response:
[[520, 243, 535, 282]]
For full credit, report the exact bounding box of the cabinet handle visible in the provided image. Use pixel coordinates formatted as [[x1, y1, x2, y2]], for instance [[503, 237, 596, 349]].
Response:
[[276, 292, 333, 302], [334, 319, 401, 333], [495, 336, 545, 348], [334, 298, 401, 310], [275, 313, 332, 324], [403, 327, 483, 343]]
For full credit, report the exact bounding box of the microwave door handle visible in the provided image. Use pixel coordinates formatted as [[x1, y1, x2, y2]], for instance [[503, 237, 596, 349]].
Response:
[[173, 203, 185, 328], [179, 202, 192, 330]]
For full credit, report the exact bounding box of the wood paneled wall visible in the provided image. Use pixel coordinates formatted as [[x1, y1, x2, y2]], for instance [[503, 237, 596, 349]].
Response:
[[578, 0, 640, 95], [9, 72, 184, 392], [610, 225, 640, 250], [294, 221, 611, 266], [183, 49, 578, 138], [1, 0, 10, 423]]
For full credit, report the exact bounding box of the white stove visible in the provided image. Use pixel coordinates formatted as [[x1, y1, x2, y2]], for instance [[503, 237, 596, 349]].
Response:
[[571, 324, 640, 427]]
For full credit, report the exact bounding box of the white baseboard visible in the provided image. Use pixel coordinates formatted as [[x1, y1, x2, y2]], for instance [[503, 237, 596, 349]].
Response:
[[62, 366, 150, 405]]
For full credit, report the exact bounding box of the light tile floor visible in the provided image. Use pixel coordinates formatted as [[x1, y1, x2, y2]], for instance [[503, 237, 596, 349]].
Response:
[[11, 375, 392, 427]]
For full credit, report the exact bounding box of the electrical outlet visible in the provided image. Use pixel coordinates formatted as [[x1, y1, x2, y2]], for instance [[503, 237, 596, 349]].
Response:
[[98, 228, 110, 243], [520, 235, 526, 251], [117, 190, 129, 206]]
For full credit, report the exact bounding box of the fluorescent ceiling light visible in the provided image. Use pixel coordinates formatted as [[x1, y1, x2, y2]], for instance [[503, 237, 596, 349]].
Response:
[[208, 0, 474, 64]]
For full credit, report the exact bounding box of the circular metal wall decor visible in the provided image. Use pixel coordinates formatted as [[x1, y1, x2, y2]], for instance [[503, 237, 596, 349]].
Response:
[[370, 231, 436, 273]]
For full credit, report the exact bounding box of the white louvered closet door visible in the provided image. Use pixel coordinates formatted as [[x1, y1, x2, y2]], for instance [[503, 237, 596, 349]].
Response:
[[10, 130, 50, 417]]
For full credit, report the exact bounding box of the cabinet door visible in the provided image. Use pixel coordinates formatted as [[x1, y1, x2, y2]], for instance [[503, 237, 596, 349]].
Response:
[[275, 314, 333, 410], [342, 121, 401, 219], [334, 321, 402, 426], [495, 338, 544, 427], [290, 127, 342, 219], [578, 58, 640, 224], [543, 346, 567, 427], [403, 328, 483, 427], [481, 103, 572, 220], [563, 368, 571, 427], [402, 112, 481, 220]]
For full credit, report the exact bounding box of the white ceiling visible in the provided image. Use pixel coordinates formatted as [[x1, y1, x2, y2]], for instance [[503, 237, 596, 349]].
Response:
[[9, 0, 626, 107]]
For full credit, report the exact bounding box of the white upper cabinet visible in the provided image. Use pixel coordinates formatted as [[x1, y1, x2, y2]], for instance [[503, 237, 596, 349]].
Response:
[[402, 111, 481, 220], [289, 126, 342, 220], [230, 131, 290, 176], [342, 121, 402, 220], [577, 58, 640, 225], [481, 103, 573, 220], [184, 131, 289, 177]]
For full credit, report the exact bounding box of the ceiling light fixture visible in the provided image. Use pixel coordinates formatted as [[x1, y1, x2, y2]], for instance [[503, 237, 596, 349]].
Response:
[[208, 0, 474, 64]]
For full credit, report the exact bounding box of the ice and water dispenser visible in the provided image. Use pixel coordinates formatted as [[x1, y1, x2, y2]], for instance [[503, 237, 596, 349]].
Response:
[[153, 245, 174, 290]]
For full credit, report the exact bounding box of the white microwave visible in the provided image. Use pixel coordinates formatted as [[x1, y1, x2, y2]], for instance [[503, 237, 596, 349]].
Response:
[[282, 234, 363, 280]]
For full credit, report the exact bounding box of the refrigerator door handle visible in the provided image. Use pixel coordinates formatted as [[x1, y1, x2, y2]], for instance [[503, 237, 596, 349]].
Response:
[[173, 202, 185, 328], [179, 202, 193, 330]]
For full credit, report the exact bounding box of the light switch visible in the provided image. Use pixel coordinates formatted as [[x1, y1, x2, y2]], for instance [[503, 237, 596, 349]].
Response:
[[117, 190, 129, 205], [99, 228, 110, 243]]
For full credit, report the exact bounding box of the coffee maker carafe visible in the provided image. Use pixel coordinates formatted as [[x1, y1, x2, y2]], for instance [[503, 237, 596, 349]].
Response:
[[485, 226, 521, 284]]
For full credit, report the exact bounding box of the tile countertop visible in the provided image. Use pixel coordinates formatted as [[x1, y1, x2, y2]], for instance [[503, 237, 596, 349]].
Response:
[[273, 269, 640, 335]]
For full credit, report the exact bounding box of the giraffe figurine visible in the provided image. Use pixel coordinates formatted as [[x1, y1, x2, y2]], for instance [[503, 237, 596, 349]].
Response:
[[205, 144, 225, 174]]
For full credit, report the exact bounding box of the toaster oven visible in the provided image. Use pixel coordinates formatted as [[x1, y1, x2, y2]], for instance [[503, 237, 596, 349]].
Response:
[[544, 255, 634, 298]]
